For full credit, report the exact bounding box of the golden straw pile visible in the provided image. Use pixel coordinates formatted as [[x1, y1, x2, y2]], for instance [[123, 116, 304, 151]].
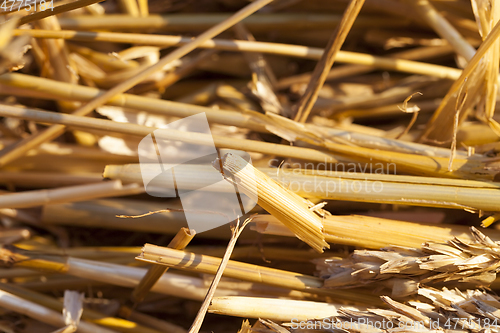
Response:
[[3, 0, 500, 332]]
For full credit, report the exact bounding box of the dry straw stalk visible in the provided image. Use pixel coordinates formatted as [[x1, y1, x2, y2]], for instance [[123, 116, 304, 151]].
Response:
[[216, 153, 328, 252], [136, 243, 381, 305], [0, 246, 322, 302], [0, 73, 267, 132], [0, 282, 166, 333], [2, 103, 496, 181], [0, 289, 117, 333], [12, 29, 463, 79], [253, 214, 500, 249], [208, 297, 360, 322], [0, 104, 341, 164], [0, 180, 143, 209]]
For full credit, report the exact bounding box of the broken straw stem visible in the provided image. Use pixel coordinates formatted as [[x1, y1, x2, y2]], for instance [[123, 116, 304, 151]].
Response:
[[136, 244, 381, 305], [216, 153, 328, 252], [130, 228, 195, 305]]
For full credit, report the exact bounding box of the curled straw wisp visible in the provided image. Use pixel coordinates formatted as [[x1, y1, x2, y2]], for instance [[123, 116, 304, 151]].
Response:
[[396, 91, 423, 139]]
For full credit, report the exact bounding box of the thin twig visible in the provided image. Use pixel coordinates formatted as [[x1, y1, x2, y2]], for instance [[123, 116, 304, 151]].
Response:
[[448, 79, 468, 171], [116, 209, 228, 219], [188, 217, 251, 333], [292, 0, 366, 123]]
